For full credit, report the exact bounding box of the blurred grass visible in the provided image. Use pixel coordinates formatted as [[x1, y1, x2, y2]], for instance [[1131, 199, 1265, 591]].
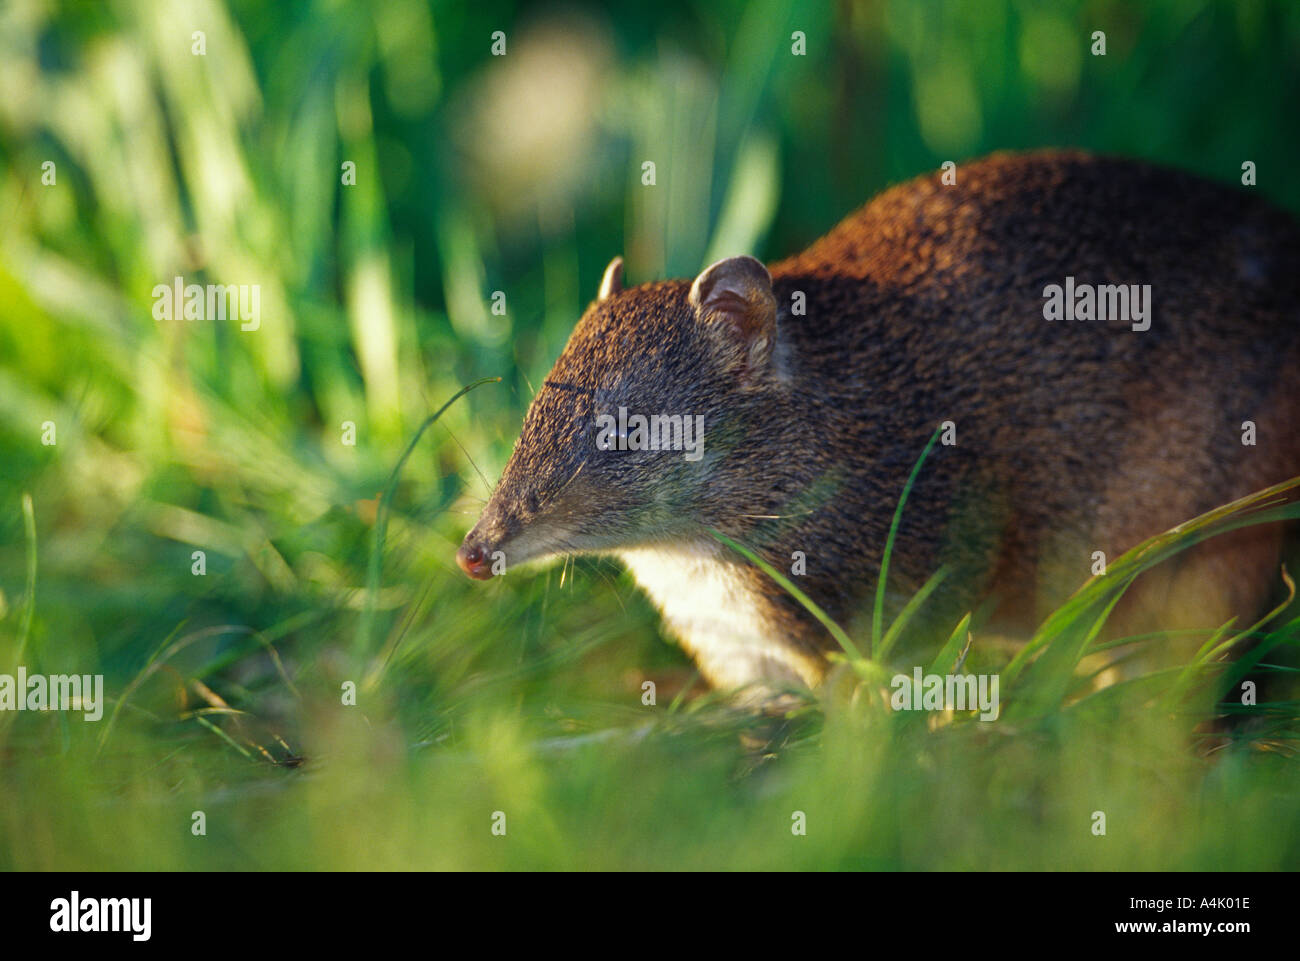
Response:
[[1, 0, 1299, 870]]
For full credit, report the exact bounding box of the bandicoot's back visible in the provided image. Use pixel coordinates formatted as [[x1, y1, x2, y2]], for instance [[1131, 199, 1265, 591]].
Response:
[[769, 150, 1300, 634], [459, 151, 1300, 694]]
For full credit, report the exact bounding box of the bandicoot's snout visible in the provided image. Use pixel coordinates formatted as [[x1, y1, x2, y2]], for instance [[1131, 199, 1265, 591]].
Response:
[[456, 537, 493, 580], [458, 496, 523, 579], [457, 494, 512, 580]]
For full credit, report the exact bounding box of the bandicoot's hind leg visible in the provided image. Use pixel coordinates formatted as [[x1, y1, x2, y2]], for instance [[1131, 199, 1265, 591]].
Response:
[[1098, 524, 1288, 680], [1085, 343, 1300, 680]]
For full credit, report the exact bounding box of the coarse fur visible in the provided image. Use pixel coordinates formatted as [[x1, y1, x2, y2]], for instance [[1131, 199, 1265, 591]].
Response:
[[458, 150, 1300, 696]]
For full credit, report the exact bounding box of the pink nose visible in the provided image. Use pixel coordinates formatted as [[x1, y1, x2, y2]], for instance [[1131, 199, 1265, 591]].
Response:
[[456, 541, 493, 580]]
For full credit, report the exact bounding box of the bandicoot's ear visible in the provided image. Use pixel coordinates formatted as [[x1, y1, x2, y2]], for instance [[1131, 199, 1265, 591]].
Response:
[[598, 256, 624, 300], [689, 255, 776, 375]]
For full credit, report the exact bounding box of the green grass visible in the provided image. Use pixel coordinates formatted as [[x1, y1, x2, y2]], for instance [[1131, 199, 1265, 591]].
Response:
[[2, 0, 1300, 871], [2, 403, 1297, 871]]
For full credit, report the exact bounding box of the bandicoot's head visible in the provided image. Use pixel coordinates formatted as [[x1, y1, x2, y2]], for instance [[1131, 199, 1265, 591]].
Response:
[[456, 254, 787, 579]]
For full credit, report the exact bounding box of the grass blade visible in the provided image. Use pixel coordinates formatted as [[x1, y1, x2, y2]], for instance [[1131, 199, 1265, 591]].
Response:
[[356, 377, 502, 661], [872, 427, 942, 658], [710, 529, 862, 661]]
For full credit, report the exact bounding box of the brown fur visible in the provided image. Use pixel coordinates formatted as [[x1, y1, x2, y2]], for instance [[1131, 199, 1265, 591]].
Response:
[[459, 150, 1300, 693]]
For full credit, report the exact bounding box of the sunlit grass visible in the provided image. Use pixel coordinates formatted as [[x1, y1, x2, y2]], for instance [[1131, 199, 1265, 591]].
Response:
[[2, 394, 1298, 870]]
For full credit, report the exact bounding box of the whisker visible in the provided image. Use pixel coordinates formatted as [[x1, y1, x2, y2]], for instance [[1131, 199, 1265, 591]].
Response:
[[443, 425, 494, 497], [552, 458, 588, 498], [582, 558, 630, 614], [737, 508, 820, 520], [517, 358, 537, 400]]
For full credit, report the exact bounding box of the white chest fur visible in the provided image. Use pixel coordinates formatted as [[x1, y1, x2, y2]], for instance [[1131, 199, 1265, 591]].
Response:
[[618, 542, 823, 692]]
